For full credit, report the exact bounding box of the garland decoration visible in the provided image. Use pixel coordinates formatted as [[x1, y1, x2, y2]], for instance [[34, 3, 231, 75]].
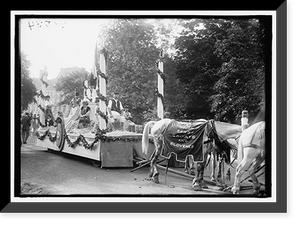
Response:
[[155, 88, 166, 109], [96, 90, 109, 105], [156, 67, 167, 83], [95, 48, 109, 83], [37, 90, 48, 100], [37, 127, 154, 150], [64, 133, 100, 149], [96, 107, 108, 124], [63, 128, 148, 150], [156, 51, 167, 111], [36, 129, 57, 142], [40, 75, 49, 88]]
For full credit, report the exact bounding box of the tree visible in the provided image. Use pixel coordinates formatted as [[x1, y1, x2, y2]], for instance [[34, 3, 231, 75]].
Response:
[[173, 19, 223, 120], [55, 67, 87, 104], [21, 52, 37, 111], [210, 19, 266, 123], [172, 18, 266, 123], [103, 19, 160, 124]]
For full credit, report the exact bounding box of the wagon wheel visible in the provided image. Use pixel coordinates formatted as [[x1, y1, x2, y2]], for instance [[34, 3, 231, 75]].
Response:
[[55, 117, 65, 151], [92, 160, 101, 167]]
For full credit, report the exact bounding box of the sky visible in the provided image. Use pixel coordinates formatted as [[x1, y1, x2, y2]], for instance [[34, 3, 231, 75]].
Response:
[[20, 18, 185, 80], [20, 19, 110, 79]]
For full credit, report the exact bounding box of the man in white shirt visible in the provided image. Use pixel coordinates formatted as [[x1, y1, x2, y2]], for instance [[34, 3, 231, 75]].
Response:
[[241, 110, 249, 131], [107, 92, 125, 131]]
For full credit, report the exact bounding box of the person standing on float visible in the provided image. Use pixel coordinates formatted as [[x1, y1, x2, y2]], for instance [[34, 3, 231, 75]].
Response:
[[107, 91, 125, 131]]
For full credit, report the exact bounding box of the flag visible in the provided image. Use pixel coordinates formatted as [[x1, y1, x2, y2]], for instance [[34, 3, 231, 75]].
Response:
[[91, 43, 99, 89]]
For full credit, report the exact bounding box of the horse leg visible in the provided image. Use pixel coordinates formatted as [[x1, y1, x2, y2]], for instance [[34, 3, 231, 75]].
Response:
[[231, 148, 256, 194], [192, 162, 203, 191], [189, 156, 195, 175], [184, 156, 195, 175], [249, 152, 264, 195], [250, 172, 260, 195], [184, 156, 190, 174], [149, 138, 162, 184], [210, 153, 217, 182], [217, 157, 222, 183], [192, 160, 208, 191]]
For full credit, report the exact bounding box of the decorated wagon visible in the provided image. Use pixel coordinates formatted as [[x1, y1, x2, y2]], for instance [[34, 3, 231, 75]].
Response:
[[35, 44, 155, 168]]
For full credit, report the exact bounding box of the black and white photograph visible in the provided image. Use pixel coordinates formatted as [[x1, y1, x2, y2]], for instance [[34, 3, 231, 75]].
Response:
[[6, 5, 288, 214]]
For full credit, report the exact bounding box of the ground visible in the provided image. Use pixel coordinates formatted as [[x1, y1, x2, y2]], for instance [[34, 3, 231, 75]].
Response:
[[19, 135, 265, 196]]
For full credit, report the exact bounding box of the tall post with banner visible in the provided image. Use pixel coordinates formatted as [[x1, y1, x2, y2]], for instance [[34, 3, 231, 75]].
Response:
[[157, 50, 164, 119], [98, 46, 107, 130]]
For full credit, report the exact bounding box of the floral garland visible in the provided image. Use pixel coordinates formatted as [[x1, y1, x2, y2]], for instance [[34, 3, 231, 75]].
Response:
[[37, 90, 48, 100], [36, 129, 57, 142], [155, 88, 166, 109], [156, 68, 167, 83], [40, 76, 49, 88], [64, 133, 100, 150], [96, 90, 108, 105], [96, 107, 108, 124], [64, 128, 144, 149], [36, 127, 154, 150], [156, 55, 167, 109], [95, 63, 108, 83]]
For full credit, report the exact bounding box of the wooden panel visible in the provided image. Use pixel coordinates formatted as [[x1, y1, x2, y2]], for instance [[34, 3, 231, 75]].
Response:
[[101, 141, 133, 167]]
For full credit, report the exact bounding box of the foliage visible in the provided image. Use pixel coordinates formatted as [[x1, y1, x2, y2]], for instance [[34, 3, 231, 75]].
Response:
[[210, 19, 266, 122], [54, 67, 88, 104], [171, 18, 266, 123], [21, 52, 37, 111], [52, 18, 267, 125], [172, 19, 224, 120], [103, 19, 160, 124]]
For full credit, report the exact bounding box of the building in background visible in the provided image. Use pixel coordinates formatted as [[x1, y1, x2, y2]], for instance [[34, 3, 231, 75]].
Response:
[[28, 67, 71, 119]]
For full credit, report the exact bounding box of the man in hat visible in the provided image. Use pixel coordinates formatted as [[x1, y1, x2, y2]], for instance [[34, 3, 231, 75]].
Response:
[[21, 112, 31, 144], [107, 91, 125, 131]]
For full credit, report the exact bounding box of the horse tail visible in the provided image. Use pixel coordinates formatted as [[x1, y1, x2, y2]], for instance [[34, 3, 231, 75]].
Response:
[[142, 121, 155, 155]]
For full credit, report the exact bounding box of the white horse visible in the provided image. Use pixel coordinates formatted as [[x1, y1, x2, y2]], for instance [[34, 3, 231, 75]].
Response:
[[231, 121, 265, 195], [142, 118, 240, 191], [142, 119, 215, 190]]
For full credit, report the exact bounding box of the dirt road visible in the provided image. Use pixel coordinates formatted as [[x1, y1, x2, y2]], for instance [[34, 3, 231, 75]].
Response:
[[20, 136, 264, 196]]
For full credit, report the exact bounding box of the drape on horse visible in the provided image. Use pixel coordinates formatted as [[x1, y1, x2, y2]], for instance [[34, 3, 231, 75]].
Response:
[[142, 118, 242, 190]]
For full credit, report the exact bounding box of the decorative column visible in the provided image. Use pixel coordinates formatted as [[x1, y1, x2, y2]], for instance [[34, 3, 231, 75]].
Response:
[[98, 46, 108, 130], [156, 50, 165, 120]]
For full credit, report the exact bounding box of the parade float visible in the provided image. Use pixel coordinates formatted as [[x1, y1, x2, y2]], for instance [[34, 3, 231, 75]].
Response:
[[35, 44, 156, 168]]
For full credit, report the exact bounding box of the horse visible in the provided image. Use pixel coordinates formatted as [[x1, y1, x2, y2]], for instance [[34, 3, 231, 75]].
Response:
[[142, 118, 241, 191], [182, 123, 240, 184], [231, 121, 265, 195]]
